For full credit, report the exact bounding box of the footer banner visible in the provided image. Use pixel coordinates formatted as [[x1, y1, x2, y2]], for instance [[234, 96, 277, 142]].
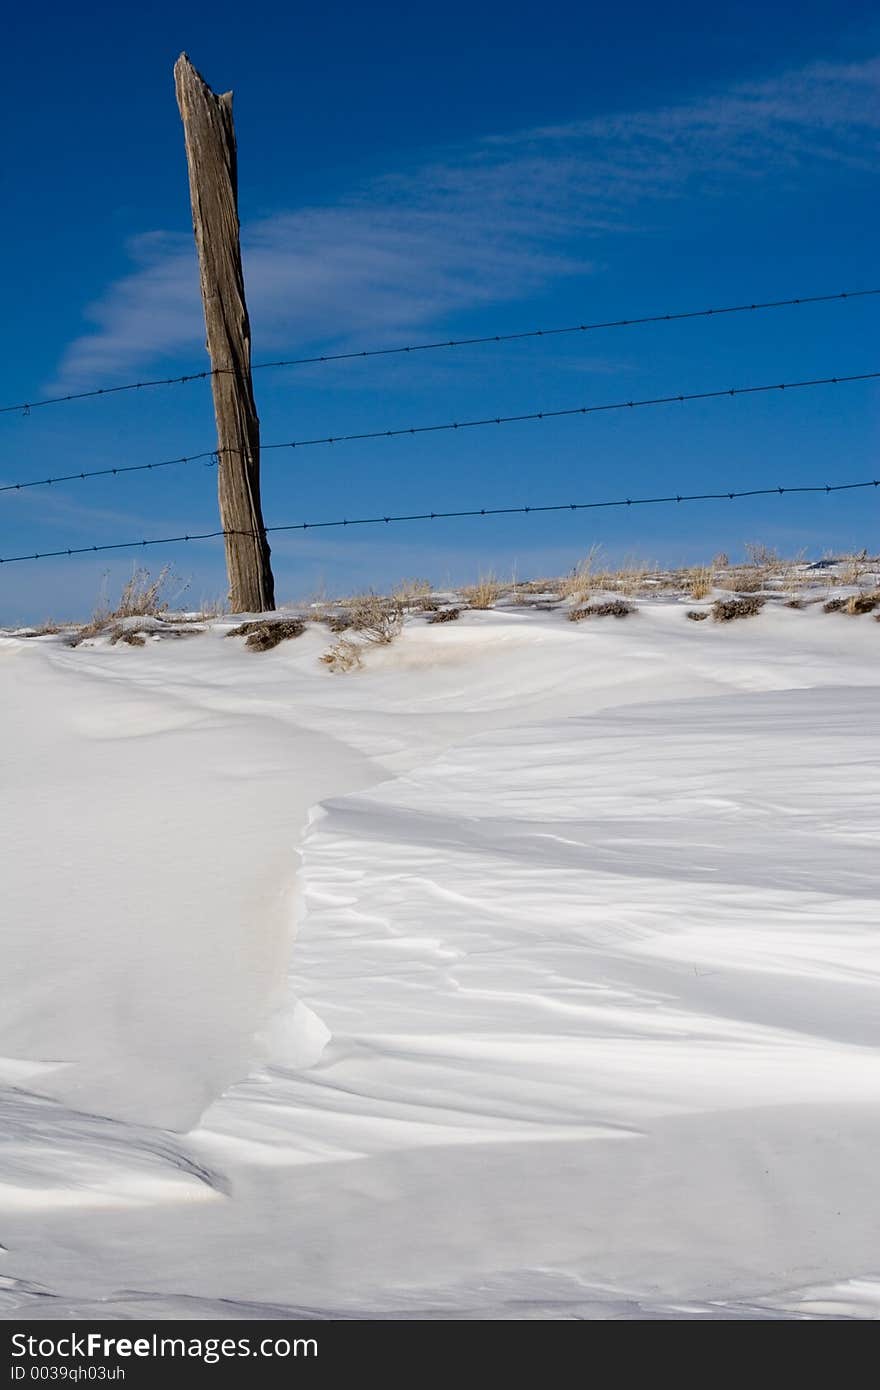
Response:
[[3, 1319, 568, 1383]]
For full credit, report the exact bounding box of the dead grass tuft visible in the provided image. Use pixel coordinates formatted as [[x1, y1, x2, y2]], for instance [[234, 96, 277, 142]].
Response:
[[181, 595, 228, 622], [615, 559, 656, 598], [348, 593, 403, 644], [824, 592, 880, 615], [319, 638, 363, 673], [712, 595, 765, 622], [392, 578, 432, 608], [317, 592, 404, 671], [73, 566, 184, 645], [17, 620, 69, 638], [840, 550, 870, 585], [744, 541, 778, 571], [558, 545, 604, 605], [717, 571, 764, 594], [107, 621, 204, 646], [462, 573, 503, 610], [688, 566, 715, 600]]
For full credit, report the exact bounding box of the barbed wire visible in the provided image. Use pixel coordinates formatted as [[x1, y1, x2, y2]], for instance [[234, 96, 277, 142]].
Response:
[[2, 476, 876, 566], [261, 370, 880, 452], [2, 287, 877, 417], [3, 368, 878, 497]]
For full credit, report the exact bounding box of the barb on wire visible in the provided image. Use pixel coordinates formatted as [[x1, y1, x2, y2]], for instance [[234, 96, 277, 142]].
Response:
[[0, 448, 219, 494], [2, 287, 877, 416], [2, 368, 879, 496], [260, 370, 880, 452], [2, 477, 877, 566]]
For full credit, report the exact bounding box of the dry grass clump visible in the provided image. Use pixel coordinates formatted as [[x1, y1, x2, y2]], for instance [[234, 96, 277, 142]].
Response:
[[392, 578, 432, 608], [348, 592, 403, 644], [686, 609, 709, 621], [717, 570, 764, 594], [518, 577, 562, 596], [180, 595, 228, 622], [615, 560, 656, 598], [427, 607, 461, 623], [823, 592, 880, 615], [107, 620, 204, 646], [688, 566, 715, 600], [744, 541, 778, 573], [569, 599, 635, 621], [115, 566, 176, 618], [712, 542, 780, 596], [559, 548, 656, 601], [319, 592, 404, 672], [850, 591, 880, 613], [73, 619, 115, 645], [779, 549, 810, 597], [712, 595, 765, 622], [559, 545, 604, 604], [226, 618, 307, 650], [73, 566, 182, 644], [18, 620, 69, 638], [316, 593, 403, 642], [462, 573, 503, 609], [840, 550, 870, 585], [319, 638, 363, 673]]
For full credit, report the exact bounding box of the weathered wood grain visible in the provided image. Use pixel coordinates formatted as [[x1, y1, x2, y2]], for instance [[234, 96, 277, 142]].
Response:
[[174, 53, 275, 613]]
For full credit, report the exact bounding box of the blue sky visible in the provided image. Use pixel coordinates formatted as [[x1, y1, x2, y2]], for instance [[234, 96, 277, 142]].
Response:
[[2, 1, 879, 620]]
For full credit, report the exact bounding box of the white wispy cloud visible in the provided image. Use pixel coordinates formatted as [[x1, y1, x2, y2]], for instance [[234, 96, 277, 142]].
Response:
[[53, 56, 880, 388]]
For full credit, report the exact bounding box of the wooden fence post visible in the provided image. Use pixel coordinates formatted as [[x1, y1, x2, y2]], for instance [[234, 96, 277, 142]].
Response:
[[174, 53, 275, 613]]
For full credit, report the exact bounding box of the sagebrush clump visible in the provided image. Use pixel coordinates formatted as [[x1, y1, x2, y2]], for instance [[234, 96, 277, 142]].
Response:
[[347, 593, 403, 644], [318, 592, 404, 672], [569, 599, 635, 621], [226, 618, 307, 650], [712, 595, 765, 622]]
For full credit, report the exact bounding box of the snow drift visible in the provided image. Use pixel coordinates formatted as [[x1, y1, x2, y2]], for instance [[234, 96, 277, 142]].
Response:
[[1, 600, 878, 1318]]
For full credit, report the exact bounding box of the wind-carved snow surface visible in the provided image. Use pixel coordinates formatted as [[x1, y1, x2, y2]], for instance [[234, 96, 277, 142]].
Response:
[[1, 604, 879, 1319]]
